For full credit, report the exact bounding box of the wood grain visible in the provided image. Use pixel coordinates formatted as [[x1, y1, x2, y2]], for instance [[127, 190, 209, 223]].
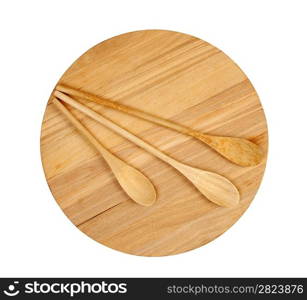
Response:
[[40, 30, 268, 256]]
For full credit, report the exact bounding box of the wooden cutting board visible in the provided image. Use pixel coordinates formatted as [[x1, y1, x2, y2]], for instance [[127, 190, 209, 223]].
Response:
[[40, 30, 268, 256]]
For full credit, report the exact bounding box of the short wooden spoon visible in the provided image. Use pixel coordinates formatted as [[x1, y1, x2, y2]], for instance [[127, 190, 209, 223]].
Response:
[[53, 98, 156, 207], [56, 84, 263, 167], [54, 91, 240, 207]]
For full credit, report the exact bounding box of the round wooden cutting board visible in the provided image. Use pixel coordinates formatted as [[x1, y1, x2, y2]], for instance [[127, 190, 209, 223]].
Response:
[[40, 30, 268, 256]]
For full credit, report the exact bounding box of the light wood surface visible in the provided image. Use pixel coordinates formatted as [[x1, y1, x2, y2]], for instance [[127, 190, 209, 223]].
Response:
[[52, 98, 156, 207], [56, 84, 263, 166], [54, 91, 240, 207], [40, 30, 268, 256]]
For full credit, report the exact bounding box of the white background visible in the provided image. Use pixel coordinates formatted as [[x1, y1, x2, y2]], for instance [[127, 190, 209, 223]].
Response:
[[0, 0, 306, 277]]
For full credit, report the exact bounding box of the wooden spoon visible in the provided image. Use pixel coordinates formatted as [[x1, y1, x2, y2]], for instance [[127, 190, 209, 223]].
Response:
[[56, 84, 263, 167], [54, 91, 240, 207], [52, 98, 156, 207]]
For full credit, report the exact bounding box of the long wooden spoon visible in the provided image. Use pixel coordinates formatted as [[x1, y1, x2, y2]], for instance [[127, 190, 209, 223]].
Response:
[[53, 98, 156, 207], [54, 91, 240, 207], [56, 84, 263, 167]]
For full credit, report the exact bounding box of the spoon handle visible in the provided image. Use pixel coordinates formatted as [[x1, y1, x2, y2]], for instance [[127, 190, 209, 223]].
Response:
[[54, 91, 178, 166], [56, 84, 190, 135], [52, 98, 113, 159]]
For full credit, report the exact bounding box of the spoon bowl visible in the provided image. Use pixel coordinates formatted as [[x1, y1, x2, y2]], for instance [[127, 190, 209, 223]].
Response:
[[175, 163, 240, 207], [105, 154, 156, 207], [198, 135, 264, 167]]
